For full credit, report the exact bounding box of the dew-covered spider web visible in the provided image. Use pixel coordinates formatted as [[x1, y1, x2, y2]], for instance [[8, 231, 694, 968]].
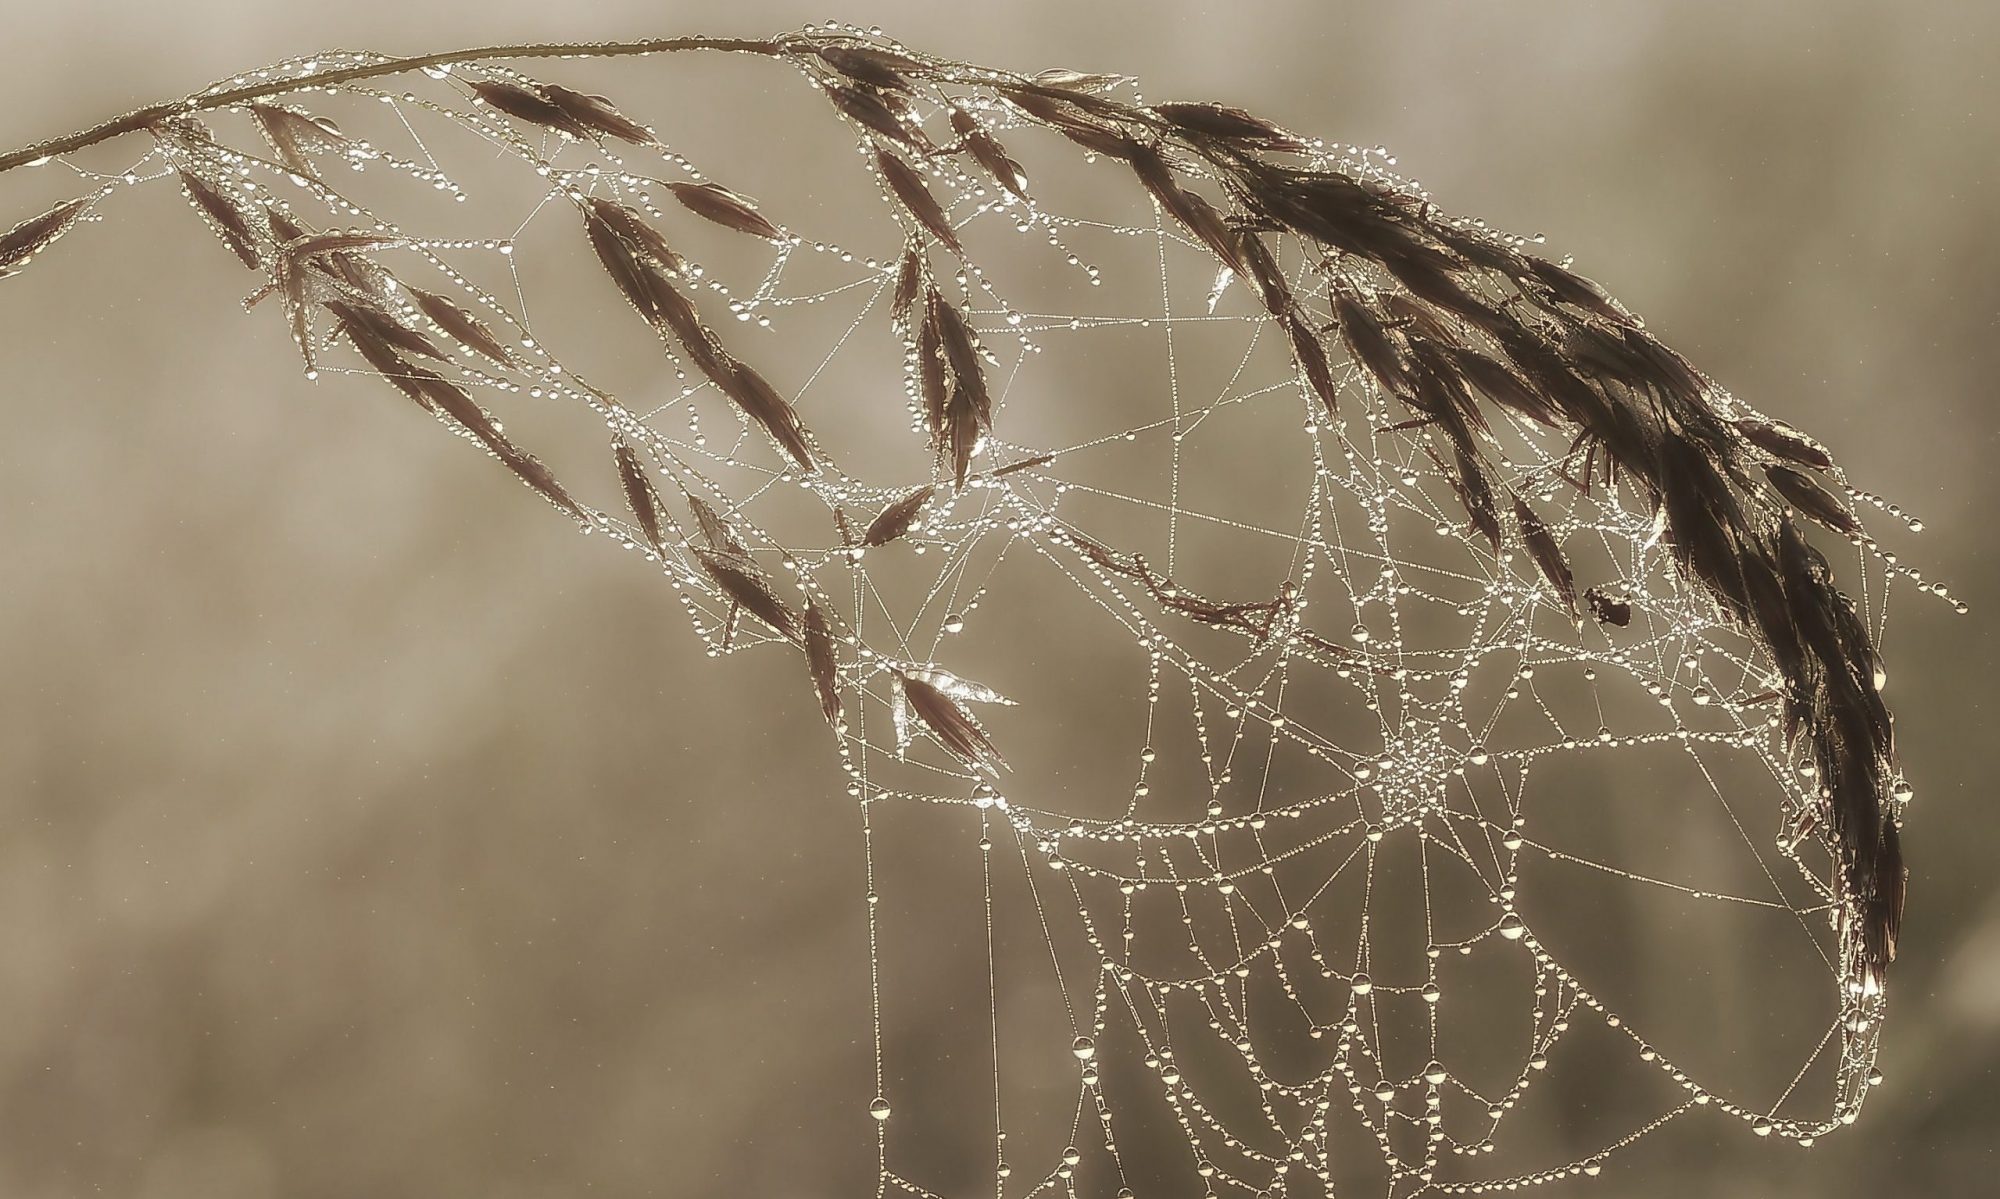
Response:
[[7, 22, 1959, 1197]]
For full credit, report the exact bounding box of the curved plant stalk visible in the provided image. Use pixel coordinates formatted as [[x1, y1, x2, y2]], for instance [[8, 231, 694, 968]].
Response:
[[0, 26, 1934, 1178]]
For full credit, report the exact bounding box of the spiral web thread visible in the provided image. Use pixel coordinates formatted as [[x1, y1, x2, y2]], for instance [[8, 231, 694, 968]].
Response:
[[8, 23, 1959, 1197]]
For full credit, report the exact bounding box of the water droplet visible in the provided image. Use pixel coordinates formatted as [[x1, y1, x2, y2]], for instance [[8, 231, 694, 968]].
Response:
[[869, 1097, 892, 1120], [1498, 913, 1527, 940], [1350, 972, 1373, 995], [1424, 1060, 1449, 1085], [1072, 1035, 1097, 1060]]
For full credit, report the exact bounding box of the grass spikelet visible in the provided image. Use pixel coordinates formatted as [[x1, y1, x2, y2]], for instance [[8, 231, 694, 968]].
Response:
[[890, 243, 924, 328], [923, 290, 991, 487], [322, 298, 444, 364], [1009, 93, 1138, 158], [949, 109, 1029, 201], [249, 104, 348, 178], [175, 169, 260, 268], [470, 79, 590, 139], [543, 85, 656, 144], [1522, 255, 1636, 326], [1151, 101, 1299, 148], [803, 600, 842, 728], [814, 44, 919, 90], [411, 288, 514, 365], [1737, 418, 1834, 471], [685, 492, 748, 557], [409, 366, 584, 520], [1234, 230, 1293, 315], [0, 194, 96, 280], [825, 82, 925, 149], [1767, 465, 1861, 537], [1513, 494, 1577, 620], [864, 485, 934, 547], [721, 360, 816, 472], [896, 671, 1005, 772], [614, 439, 666, 553], [1128, 144, 1245, 276], [696, 548, 799, 642], [341, 325, 435, 414], [584, 197, 685, 275], [584, 202, 674, 321], [665, 181, 783, 242], [1443, 345, 1559, 427], [1329, 281, 1410, 396], [1029, 67, 1130, 94], [1282, 314, 1339, 416], [874, 149, 961, 254]]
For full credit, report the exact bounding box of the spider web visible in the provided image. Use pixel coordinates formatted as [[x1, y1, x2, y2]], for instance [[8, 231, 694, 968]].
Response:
[[25, 24, 1957, 1196]]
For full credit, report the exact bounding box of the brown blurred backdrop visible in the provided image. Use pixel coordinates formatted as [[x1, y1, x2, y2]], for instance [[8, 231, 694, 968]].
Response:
[[0, 2, 1994, 1196]]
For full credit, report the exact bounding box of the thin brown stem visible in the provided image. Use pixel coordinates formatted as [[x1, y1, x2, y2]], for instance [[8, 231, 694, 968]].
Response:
[[0, 37, 783, 175]]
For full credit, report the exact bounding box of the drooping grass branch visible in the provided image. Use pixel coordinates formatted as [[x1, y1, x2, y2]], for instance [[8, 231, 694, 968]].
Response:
[[0, 29, 1926, 1177], [0, 22, 1908, 988]]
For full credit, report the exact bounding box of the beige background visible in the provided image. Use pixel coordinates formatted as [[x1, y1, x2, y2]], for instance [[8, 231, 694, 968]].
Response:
[[0, 1, 1994, 1196]]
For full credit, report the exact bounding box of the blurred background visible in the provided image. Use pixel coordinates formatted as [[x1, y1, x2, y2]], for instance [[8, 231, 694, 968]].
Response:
[[0, 2, 1993, 1196]]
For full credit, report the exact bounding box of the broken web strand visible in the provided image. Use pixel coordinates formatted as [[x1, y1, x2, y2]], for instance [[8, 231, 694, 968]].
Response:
[[0, 20, 1955, 1198]]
